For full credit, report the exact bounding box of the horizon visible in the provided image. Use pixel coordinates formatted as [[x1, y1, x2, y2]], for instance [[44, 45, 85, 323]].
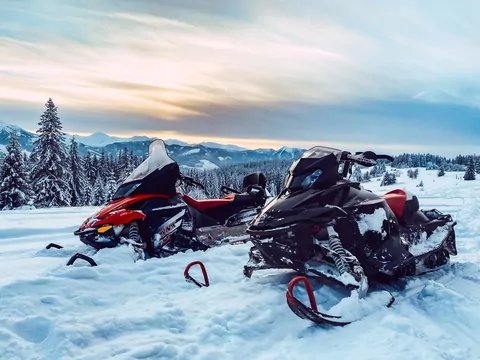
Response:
[[2, 1, 480, 156], [2, 118, 478, 158]]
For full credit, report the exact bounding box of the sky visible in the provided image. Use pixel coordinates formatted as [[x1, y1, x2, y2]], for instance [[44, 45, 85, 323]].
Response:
[[1, 0, 480, 156]]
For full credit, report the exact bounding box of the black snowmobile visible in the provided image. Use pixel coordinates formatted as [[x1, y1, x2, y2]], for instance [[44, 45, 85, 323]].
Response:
[[46, 139, 268, 266], [243, 146, 457, 325]]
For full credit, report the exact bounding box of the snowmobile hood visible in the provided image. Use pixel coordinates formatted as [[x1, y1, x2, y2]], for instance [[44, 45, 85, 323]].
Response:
[[248, 185, 352, 230], [91, 194, 165, 220]]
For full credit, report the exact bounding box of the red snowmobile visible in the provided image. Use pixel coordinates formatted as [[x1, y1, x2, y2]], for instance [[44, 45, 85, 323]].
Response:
[[45, 139, 268, 266]]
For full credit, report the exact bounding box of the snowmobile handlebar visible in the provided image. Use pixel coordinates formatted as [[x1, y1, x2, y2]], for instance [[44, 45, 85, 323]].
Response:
[[345, 151, 394, 167], [179, 174, 205, 189]]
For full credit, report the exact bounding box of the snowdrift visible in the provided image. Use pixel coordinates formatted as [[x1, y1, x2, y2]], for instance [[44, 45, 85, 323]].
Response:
[[1, 169, 480, 359]]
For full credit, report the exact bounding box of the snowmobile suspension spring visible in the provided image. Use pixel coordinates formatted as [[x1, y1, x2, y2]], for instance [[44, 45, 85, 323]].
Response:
[[326, 226, 349, 274], [129, 222, 141, 243]]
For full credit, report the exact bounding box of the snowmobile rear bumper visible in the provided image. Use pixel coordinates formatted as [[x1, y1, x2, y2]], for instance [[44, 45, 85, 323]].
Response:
[[74, 227, 119, 250]]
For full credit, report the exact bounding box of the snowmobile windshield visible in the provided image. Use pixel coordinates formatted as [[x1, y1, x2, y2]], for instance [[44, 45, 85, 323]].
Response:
[[300, 146, 343, 159], [285, 146, 343, 191], [123, 140, 174, 184], [112, 139, 180, 199]]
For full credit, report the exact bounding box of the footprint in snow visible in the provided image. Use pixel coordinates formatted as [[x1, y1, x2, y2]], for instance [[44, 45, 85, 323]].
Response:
[[11, 315, 52, 343]]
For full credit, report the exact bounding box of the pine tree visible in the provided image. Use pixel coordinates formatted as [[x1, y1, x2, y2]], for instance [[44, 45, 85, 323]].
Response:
[[104, 169, 118, 202], [82, 182, 94, 206], [352, 165, 363, 182], [84, 153, 97, 185], [362, 171, 371, 182], [437, 167, 445, 177], [464, 157, 476, 181], [92, 175, 106, 205], [381, 171, 396, 186], [30, 98, 71, 207], [68, 136, 86, 206], [0, 133, 32, 209]]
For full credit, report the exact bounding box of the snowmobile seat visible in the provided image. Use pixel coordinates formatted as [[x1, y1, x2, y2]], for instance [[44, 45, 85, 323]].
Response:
[[381, 189, 429, 224], [380, 189, 407, 219], [400, 191, 429, 225], [182, 194, 235, 212]]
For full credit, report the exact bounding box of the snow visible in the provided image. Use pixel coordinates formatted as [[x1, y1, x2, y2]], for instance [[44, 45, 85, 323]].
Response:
[[356, 208, 387, 237], [182, 148, 201, 156], [1, 168, 480, 358], [0, 121, 24, 133], [197, 142, 247, 151], [198, 159, 219, 170], [66, 132, 155, 147], [181, 159, 220, 170]]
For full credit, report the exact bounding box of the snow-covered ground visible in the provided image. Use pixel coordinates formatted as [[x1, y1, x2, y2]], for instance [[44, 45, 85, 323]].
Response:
[[1, 169, 480, 359]]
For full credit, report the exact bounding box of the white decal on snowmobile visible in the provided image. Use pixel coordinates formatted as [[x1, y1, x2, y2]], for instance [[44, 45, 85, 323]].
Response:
[[151, 203, 186, 211], [157, 209, 186, 240]]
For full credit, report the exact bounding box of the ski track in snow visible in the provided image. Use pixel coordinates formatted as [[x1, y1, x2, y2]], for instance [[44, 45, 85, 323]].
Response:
[[1, 169, 480, 359]]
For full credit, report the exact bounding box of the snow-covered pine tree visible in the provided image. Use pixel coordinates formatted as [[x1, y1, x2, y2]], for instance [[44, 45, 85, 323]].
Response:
[[0, 133, 33, 210], [92, 175, 106, 205], [116, 146, 129, 182], [82, 183, 94, 206], [68, 136, 87, 206], [30, 98, 71, 207], [99, 149, 107, 181], [104, 169, 118, 201], [380, 171, 396, 186], [464, 157, 476, 180], [362, 171, 371, 182], [352, 165, 363, 182], [437, 167, 445, 177], [84, 153, 97, 186]]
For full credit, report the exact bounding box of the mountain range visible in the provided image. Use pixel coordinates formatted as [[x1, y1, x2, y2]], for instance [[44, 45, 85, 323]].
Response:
[[0, 121, 305, 169]]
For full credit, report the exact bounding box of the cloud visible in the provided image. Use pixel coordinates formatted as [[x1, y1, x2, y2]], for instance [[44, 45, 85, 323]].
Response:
[[1, 0, 480, 156]]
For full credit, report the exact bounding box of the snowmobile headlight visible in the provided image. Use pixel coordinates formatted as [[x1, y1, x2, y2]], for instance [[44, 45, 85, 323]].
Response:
[[97, 225, 113, 233]]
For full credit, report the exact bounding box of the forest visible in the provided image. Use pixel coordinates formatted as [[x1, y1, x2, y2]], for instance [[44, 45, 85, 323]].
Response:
[[0, 98, 478, 210]]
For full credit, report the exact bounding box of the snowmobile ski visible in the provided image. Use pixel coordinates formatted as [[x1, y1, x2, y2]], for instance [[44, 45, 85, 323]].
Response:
[[184, 260, 209, 287], [286, 276, 395, 326], [45, 243, 63, 249], [66, 253, 97, 267]]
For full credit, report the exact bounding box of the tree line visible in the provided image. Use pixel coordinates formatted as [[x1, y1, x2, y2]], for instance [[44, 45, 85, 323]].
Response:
[[0, 98, 293, 210], [1, 98, 479, 210]]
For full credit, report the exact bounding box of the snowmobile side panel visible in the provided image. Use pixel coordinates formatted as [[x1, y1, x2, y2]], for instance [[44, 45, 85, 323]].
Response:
[[94, 194, 169, 219]]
